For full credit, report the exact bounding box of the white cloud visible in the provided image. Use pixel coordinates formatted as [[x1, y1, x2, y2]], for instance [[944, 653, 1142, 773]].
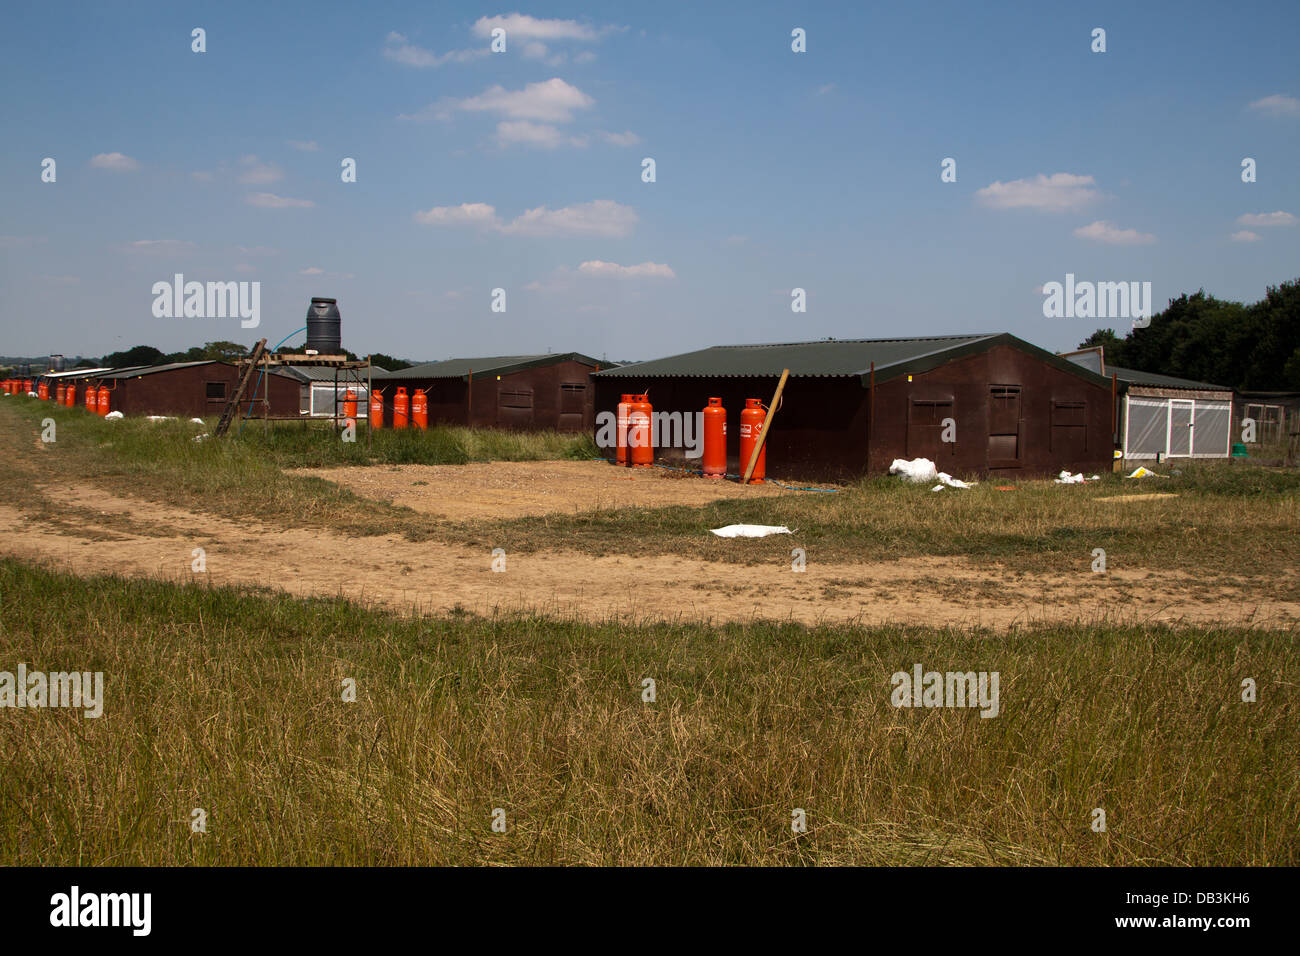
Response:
[[501, 200, 637, 237], [413, 202, 501, 227], [457, 78, 593, 122], [300, 267, 324, 275], [287, 140, 319, 152], [816, 83, 836, 95], [0, 235, 46, 248], [495, 120, 586, 149], [574, 51, 597, 64], [471, 14, 607, 43], [237, 155, 283, 185], [90, 152, 139, 172], [1073, 220, 1156, 245], [598, 130, 641, 146], [976, 172, 1100, 212], [246, 192, 314, 209], [1247, 94, 1300, 117], [577, 260, 675, 279], [120, 239, 196, 255], [383, 31, 485, 68], [414, 199, 637, 238], [1236, 211, 1296, 227], [1230, 231, 1262, 242]]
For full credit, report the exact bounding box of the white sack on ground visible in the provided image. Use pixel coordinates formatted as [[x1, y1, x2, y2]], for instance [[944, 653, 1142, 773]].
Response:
[[104, 411, 124, 420], [890, 458, 938, 483], [710, 524, 792, 538], [1054, 471, 1100, 484], [892, 459, 974, 489]]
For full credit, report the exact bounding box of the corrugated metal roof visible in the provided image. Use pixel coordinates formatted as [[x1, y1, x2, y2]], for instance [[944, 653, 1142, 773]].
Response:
[[593, 334, 998, 378], [377, 352, 602, 380], [280, 365, 381, 382], [42, 367, 117, 378], [595, 333, 1115, 389], [1107, 365, 1230, 392], [98, 360, 221, 379]]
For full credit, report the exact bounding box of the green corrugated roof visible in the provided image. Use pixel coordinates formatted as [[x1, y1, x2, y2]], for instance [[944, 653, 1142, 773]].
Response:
[[594, 333, 1115, 389], [376, 352, 602, 380], [593, 335, 994, 378], [1107, 365, 1230, 392]]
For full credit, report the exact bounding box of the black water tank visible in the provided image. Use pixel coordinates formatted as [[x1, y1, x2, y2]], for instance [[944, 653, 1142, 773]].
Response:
[[305, 298, 342, 354]]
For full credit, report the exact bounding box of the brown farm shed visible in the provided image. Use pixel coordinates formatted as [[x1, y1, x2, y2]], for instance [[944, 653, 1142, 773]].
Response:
[[87, 361, 299, 419], [373, 353, 602, 431], [593, 333, 1116, 481]]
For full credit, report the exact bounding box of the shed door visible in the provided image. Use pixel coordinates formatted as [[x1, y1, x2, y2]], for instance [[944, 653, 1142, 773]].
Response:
[[988, 385, 1021, 466], [907, 399, 954, 460], [497, 386, 534, 428], [558, 382, 587, 432], [1168, 400, 1193, 457]]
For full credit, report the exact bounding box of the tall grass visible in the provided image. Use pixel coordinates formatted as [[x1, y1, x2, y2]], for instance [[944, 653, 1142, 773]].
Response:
[[1, 559, 1294, 866]]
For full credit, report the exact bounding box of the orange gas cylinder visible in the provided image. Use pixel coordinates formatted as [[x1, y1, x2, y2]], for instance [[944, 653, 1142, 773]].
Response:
[[96, 385, 110, 417], [369, 389, 384, 429], [411, 389, 428, 429], [342, 389, 357, 422], [64, 384, 76, 407], [38, 382, 48, 401], [56, 383, 66, 404], [393, 387, 409, 430], [702, 397, 727, 478], [85, 385, 96, 411], [616, 394, 632, 465], [739, 398, 766, 483], [628, 394, 654, 467], [24, 379, 33, 394]]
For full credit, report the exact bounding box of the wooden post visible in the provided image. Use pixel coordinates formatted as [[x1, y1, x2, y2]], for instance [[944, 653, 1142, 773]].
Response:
[[869, 361, 875, 471], [467, 370, 473, 426], [742, 368, 789, 485], [1111, 372, 1117, 443]]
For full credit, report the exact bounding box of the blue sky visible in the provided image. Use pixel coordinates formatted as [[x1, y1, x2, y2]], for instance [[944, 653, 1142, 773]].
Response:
[[2, 1, 1297, 362]]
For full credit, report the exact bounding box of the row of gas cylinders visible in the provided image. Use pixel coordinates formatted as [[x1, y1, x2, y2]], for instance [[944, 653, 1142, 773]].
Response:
[[615, 394, 767, 483], [357, 387, 428, 429], [10, 379, 115, 415]]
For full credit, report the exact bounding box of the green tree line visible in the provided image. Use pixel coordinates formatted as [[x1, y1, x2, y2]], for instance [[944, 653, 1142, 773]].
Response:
[[1080, 278, 1300, 389], [91, 342, 411, 371]]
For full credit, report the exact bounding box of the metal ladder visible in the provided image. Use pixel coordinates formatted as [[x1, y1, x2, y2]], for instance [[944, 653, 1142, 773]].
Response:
[[214, 338, 268, 437]]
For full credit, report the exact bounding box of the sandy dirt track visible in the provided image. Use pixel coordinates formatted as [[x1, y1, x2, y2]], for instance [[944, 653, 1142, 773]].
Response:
[[288, 460, 794, 520], [1, 470, 1292, 630]]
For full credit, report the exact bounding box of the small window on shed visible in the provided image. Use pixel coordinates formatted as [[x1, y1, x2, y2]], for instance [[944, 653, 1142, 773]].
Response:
[[560, 382, 587, 414], [205, 381, 227, 400], [1052, 401, 1087, 427]]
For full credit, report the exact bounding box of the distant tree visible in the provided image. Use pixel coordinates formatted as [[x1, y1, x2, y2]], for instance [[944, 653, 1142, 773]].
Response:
[[368, 352, 411, 371], [73, 358, 99, 368], [1074, 279, 1299, 388], [200, 341, 251, 362], [102, 345, 165, 368], [1078, 329, 1126, 365]]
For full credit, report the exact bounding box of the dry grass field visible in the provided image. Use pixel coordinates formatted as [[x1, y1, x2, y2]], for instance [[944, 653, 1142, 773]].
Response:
[[1, 396, 1296, 865]]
